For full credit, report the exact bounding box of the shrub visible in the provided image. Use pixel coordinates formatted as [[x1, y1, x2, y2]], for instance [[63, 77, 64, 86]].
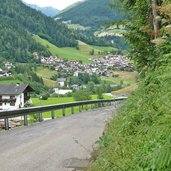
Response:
[[40, 94, 49, 100], [73, 89, 92, 101]]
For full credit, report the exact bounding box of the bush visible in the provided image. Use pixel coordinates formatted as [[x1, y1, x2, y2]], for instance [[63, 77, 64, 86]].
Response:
[[40, 94, 49, 100], [73, 89, 92, 101], [88, 66, 171, 171]]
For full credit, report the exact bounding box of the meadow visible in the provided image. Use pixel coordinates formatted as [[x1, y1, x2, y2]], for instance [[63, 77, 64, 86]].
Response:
[[36, 67, 57, 87], [33, 35, 116, 63], [30, 95, 112, 119]]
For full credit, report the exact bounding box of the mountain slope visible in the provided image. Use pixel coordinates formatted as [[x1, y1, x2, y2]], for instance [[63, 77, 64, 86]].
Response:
[[57, 0, 124, 29], [26, 3, 60, 17], [0, 0, 77, 62]]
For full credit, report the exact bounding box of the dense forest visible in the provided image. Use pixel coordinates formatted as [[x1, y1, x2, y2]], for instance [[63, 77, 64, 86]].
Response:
[[57, 0, 124, 29], [0, 0, 77, 62], [89, 0, 171, 170]]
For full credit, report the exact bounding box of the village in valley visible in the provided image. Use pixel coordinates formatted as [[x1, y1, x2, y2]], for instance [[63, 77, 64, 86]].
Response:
[[0, 53, 135, 113], [0, 54, 134, 94]]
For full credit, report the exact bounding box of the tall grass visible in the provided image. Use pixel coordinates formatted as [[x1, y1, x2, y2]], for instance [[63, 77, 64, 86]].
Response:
[[88, 66, 171, 170]]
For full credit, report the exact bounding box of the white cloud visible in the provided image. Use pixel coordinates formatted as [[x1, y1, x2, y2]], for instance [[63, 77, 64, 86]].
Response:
[[22, 0, 81, 10]]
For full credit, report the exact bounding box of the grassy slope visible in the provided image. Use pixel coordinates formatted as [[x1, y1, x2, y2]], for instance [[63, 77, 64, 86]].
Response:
[[95, 28, 127, 37], [33, 35, 90, 63], [33, 35, 116, 63], [36, 67, 57, 87], [101, 71, 138, 95], [78, 41, 117, 56], [88, 66, 171, 170], [0, 79, 22, 84], [102, 71, 137, 84]]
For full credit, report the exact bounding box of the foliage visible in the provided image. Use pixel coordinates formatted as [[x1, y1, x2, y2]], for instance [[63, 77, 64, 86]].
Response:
[[14, 64, 49, 94], [40, 94, 49, 100], [73, 89, 92, 101], [58, 0, 124, 29], [117, 0, 171, 74], [88, 1, 171, 170], [0, 0, 78, 62], [96, 87, 104, 99], [88, 66, 171, 171], [70, 73, 100, 85]]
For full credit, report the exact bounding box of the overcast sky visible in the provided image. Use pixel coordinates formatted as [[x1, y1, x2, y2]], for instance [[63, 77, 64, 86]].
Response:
[[22, 0, 81, 10]]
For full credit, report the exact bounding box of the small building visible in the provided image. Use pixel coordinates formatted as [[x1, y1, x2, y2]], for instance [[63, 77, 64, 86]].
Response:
[[53, 88, 72, 95], [0, 84, 33, 110], [57, 78, 67, 87]]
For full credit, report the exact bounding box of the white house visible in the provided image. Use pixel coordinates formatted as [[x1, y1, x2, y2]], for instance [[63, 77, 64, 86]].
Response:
[[53, 88, 72, 95], [57, 78, 67, 87], [0, 84, 33, 110]]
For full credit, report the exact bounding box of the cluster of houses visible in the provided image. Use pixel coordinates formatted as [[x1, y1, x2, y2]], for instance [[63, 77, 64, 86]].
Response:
[[0, 54, 134, 110], [89, 55, 134, 72], [0, 61, 14, 78], [39, 55, 134, 78]]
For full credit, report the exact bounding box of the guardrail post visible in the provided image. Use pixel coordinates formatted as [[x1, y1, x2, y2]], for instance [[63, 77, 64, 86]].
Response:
[[91, 104, 94, 110], [51, 111, 55, 119], [79, 106, 82, 112], [38, 113, 43, 122], [85, 104, 88, 111], [71, 107, 74, 115], [62, 108, 65, 117], [4, 118, 9, 130], [24, 115, 28, 126]]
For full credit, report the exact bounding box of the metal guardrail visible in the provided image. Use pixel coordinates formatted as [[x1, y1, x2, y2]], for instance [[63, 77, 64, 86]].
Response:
[[0, 97, 127, 130]]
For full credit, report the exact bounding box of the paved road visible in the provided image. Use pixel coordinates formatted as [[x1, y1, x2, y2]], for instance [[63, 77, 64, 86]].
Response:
[[0, 105, 118, 171]]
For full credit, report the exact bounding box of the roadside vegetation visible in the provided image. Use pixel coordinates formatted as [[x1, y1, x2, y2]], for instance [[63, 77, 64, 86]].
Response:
[[88, 0, 171, 170]]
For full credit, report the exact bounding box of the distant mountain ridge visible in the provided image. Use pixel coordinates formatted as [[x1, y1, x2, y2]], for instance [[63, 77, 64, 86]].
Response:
[[26, 3, 60, 17], [57, 0, 124, 29]]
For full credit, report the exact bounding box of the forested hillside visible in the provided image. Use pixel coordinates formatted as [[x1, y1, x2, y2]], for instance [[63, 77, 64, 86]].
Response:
[[89, 0, 171, 170], [0, 0, 77, 62], [57, 0, 124, 29]]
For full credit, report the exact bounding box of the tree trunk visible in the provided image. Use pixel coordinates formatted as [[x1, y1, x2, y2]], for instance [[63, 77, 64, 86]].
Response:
[[152, 0, 160, 39]]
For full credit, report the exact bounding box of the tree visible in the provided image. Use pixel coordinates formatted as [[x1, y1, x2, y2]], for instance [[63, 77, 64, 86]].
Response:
[[73, 90, 92, 101], [89, 49, 95, 55], [117, 0, 171, 75], [95, 87, 104, 99]]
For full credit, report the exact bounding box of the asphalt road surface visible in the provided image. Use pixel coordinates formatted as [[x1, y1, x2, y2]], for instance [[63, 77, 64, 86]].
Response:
[[0, 105, 118, 171]]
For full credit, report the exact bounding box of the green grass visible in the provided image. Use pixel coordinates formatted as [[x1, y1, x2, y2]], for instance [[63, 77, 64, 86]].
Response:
[[36, 67, 57, 87], [67, 23, 90, 30], [88, 66, 171, 171], [33, 35, 91, 63], [95, 28, 127, 37], [102, 71, 137, 84], [78, 40, 117, 56], [31, 95, 112, 118], [0, 79, 22, 84], [33, 35, 117, 63], [108, 29, 127, 34]]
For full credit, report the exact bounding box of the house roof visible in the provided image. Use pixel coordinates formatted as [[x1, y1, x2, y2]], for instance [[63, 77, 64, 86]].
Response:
[[0, 84, 33, 95], [57, 78, 66, 82]]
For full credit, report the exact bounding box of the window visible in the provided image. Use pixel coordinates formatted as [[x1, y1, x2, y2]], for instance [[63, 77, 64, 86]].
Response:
[[0, 96, 2, 106], [10, 96, 15, 106]]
